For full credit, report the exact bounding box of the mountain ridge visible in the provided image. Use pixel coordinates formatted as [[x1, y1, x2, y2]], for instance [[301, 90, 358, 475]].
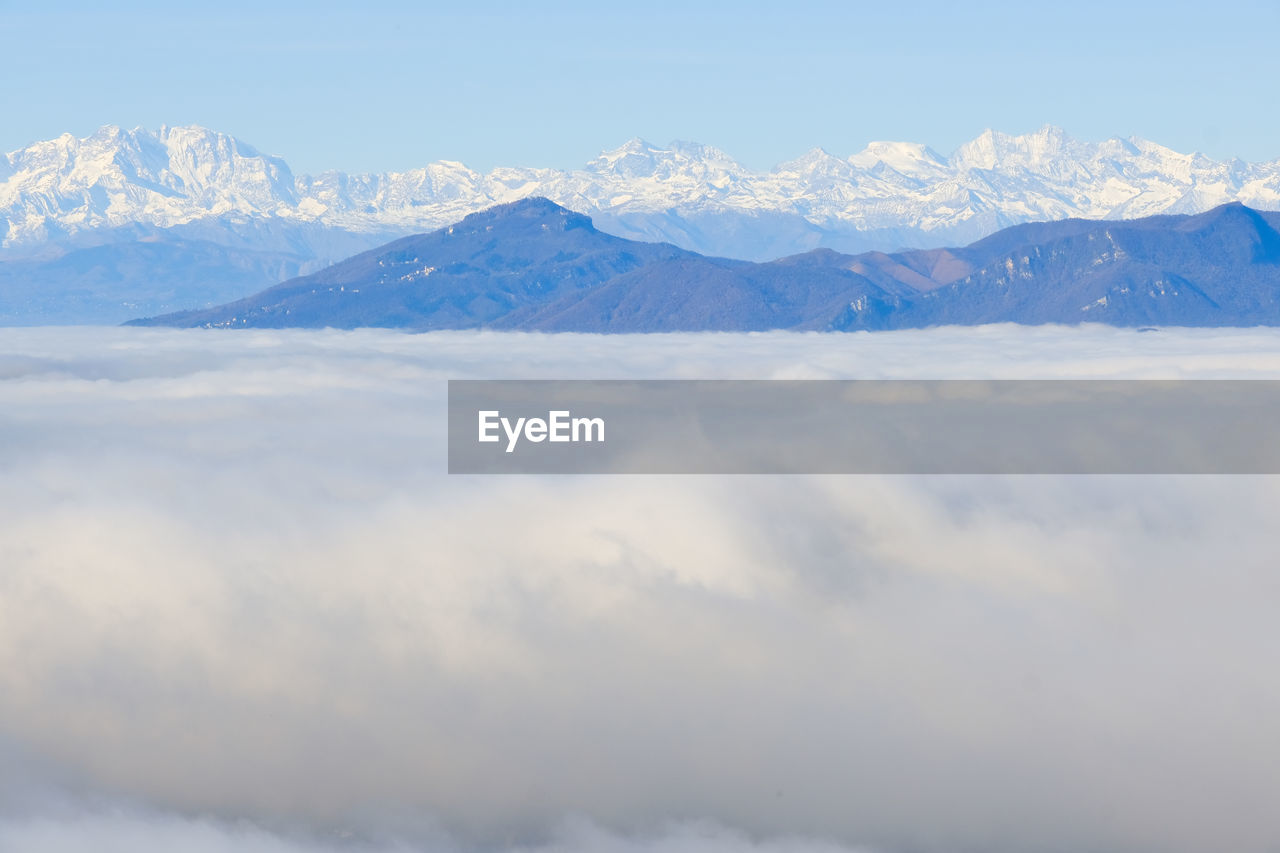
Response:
[[128, 198, 1280, 332], [7, 124, 1280, 325], [7, 123, 1280, 262]]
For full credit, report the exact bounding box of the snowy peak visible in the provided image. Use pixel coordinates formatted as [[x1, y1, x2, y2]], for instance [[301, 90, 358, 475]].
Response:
[[848, 141, 948, 176], [585, 138, 747, 184], [152, 124, 298, 205], [775, 147, 855, 182], [0, 123, 300, 238], [3, 124, 1280, 260], [585, 137, 667, 177], [950, 124, 1079, 172]]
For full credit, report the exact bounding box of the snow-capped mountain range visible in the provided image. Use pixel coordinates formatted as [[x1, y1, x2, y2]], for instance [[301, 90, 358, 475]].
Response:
[[5, 123, 1280, 325], [5, 123, 1280, 261]]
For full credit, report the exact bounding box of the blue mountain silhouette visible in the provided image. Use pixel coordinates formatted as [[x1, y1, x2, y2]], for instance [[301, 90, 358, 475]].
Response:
[[129, 198, 1280, 330]]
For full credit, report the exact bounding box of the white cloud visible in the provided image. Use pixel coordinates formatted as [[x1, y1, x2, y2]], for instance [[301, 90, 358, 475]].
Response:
[[2, 325, 1280, 852], [0, 811, 415, 853], [0, 811, 873, 853]]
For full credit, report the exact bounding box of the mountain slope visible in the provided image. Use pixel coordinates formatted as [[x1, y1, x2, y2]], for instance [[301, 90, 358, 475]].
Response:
[[129, 198, 695, 329], [882, 204, 1280, 328], [130, 199, 1280, 332], [498, 251, 909, 333]]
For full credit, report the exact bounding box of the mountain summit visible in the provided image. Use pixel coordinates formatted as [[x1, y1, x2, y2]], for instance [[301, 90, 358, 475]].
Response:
[[128, 199, 696, 329]]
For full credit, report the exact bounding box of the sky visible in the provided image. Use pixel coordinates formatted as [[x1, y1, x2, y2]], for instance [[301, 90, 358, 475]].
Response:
[[2, 0, 1280, 173], [3, 325, 1280, 853]]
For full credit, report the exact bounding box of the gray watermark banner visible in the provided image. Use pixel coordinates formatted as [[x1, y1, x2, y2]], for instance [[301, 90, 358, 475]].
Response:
[[448, 380, 1280, 474]]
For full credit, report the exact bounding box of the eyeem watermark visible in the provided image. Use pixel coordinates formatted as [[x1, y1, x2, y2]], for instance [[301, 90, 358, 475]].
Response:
[[478, 410, 605, 453], [449, 379, 1280, 474]]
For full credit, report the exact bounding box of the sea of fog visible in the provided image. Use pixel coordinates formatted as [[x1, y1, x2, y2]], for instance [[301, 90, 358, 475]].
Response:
[[2, 325, 1279, 853]]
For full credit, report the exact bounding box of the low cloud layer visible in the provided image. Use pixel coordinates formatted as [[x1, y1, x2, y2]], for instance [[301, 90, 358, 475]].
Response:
[[3, 325, 1280, 853]]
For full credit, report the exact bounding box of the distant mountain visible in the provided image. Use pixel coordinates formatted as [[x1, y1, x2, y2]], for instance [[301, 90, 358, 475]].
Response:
[[0, 238, 309, 325], [878, 203, 1280, 328], [0, 219, 396, 325], [129, 198, 1280, 331], [7, 124, 1280, 323], [131, 199, 698, 329], [4, 124, 1280, 261]]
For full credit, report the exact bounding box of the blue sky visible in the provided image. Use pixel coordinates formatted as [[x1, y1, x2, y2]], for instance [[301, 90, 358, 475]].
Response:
[[2, 0, 1278, 173]]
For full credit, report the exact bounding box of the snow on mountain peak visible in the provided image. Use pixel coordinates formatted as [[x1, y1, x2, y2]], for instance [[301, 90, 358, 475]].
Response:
[[771, 148, 861, 194], [776, 146, 843, 171], [586, 138, 746, 182], [848, 141, 948, 176], [950, 124, 1078, 172], [586, 138, 664, 175], [3, 124, 1280, 255]]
